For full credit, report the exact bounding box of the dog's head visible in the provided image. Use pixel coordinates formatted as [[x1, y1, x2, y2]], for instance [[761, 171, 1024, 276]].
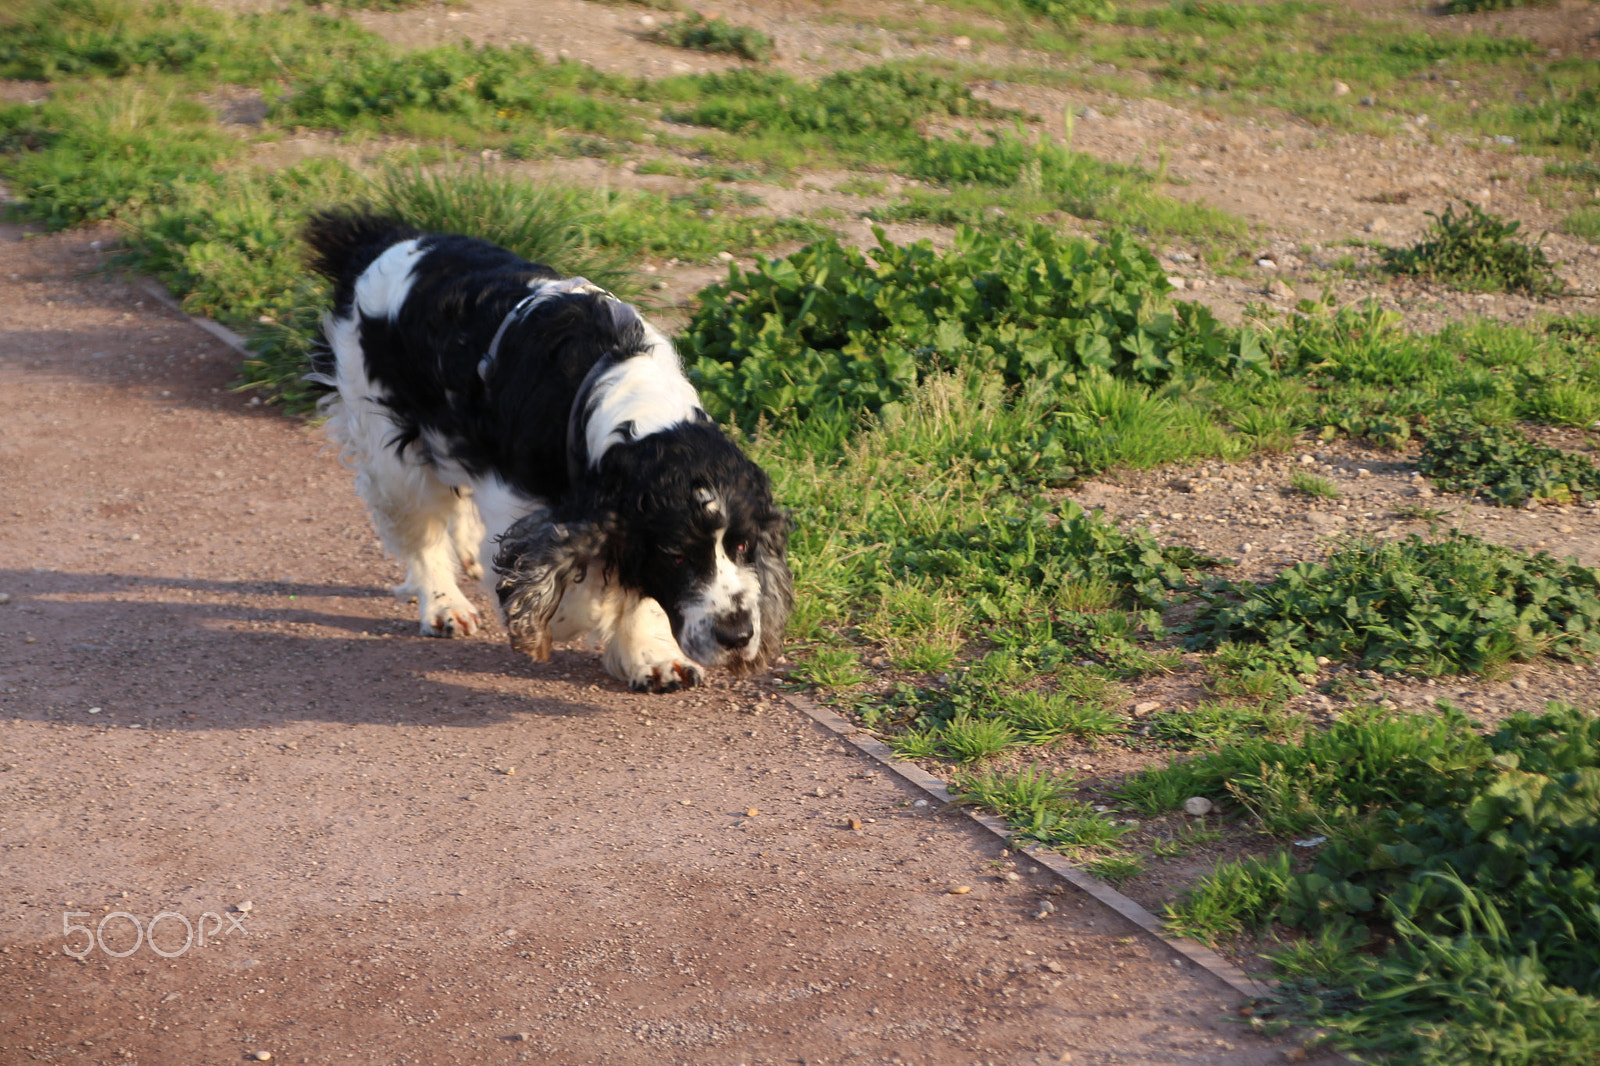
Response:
[[495, 422, 792, 677]]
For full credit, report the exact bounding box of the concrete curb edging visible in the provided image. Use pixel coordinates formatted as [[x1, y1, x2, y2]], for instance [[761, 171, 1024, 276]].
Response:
[[138, 278, 254, 356], [780, 689, 1275, 1002]]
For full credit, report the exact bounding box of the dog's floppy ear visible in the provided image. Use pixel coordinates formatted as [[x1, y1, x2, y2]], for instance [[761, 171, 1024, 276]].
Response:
[[493, 510, 610, 660], [750, 509, 794, 673]]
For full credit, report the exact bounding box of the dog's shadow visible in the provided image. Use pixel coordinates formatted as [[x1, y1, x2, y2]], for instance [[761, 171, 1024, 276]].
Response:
[[0, 568, 621, 731]]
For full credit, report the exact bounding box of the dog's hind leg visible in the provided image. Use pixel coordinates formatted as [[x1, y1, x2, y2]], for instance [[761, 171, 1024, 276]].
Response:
[[353, 449, 484, 639], [447, 487, 486, 583]]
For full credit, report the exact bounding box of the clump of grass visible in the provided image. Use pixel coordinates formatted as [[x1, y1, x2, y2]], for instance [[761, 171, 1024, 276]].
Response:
[[654, 11, 774, 61], [1147, 823, 1223, 859], [1085, 854, 1145, 884], [1288, 468, 1340, 499], [0, 0, 376, 82], [953, 764, 1132, 851], [1419, 412, 1600, 506], [1443, 0, 1556, 10], [275, 40, 639, 144], [1517, 86, 1600, 153], [1565, 205, 1600, 242], [375, 162, 636, 291], [0, 81, 234, 229], [793, 646, 871, 688], [866, 650, 1129, 757], [1146, 699, 1304, 749], [1381, 200, 1566, 297], [1164, 851, 1295, 941], [938, 713, 1022, 762], [1188, 531, 1600, 676]]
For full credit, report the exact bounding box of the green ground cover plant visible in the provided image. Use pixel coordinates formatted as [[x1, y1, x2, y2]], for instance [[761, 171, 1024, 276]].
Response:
[[682, 223, 1261, 436], [1149, 702, 1600, 1065], [1566, 205, 1600, 242], [1419, 412, 1600, 506], [275, 41, 642, 148], [1188, 532, 1600, 677], [1381, 201, 1566, 297], [654, 11, 774, 61], [0, 0, 375, 82], [0, 80, 234, 229], [1445, 0, 1555, 11]]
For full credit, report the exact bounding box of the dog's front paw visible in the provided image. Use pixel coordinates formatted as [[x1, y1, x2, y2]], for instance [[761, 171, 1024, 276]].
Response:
[[625, 658, 705, 694], [421, 592, 482, 638]]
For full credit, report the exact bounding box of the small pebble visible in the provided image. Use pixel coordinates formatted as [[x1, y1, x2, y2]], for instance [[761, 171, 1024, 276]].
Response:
[[235, 901, 253, 914], [251, 1053, 272, 1062], [745, 807, 760, 817], [1183, 796, 1214, 817], [846, 817, 862, 831], [949, 885, 971, 895], [0, 593, 10, 605]]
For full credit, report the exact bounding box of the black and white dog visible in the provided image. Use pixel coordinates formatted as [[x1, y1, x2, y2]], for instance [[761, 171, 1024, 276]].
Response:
[[304, 210, 791, 693]]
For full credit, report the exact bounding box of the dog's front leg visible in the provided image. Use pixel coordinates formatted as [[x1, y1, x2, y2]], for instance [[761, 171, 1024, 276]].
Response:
[[603, 594, 704, 694]]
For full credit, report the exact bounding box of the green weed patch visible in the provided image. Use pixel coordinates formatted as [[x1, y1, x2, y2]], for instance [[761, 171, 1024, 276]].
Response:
[[1444, 0, 1555, 10], [1420, 413, 1600, 506], [0, 81, 234, 229], [654, 11, 773, 61], [1381, 200, 1566, 297], [1156, 703, 1600, 1065], [276, 41, 640, 146], [0, 0, 375, 82], [1188, 532, 1600, 677], [683, 224, 1260, 435], [662, 65, 1008, 144], [1518, 86, 1600, 153]]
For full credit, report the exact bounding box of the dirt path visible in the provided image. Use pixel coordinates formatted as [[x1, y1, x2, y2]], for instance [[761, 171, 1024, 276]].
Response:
[[0, 225, 1329, 1064]]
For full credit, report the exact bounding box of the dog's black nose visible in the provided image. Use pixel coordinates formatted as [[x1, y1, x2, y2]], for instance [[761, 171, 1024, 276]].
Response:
[[713, 613, 754, 649]]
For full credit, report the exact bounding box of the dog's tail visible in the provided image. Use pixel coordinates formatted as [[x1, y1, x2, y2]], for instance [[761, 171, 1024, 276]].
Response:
[[303, 209, 420, 390], [303, 208, 419, 294]]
